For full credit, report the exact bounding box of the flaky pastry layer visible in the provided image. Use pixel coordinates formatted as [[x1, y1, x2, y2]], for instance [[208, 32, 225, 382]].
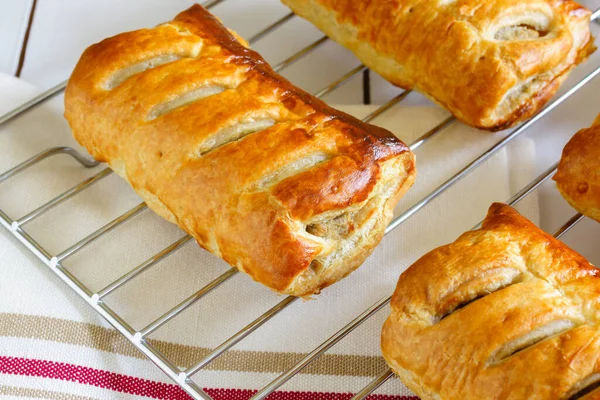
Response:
[[282, 0, 594, 130], [555, 114, 600, 223], [64, 5, 416, 297], [382, 203, 600, 399]]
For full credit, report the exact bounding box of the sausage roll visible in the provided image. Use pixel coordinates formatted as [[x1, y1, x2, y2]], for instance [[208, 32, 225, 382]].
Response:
[[554, 114, 600, 223], [64, 5, 416, 297], [281, 0, 595, 130], [382, 203, 600, 399]]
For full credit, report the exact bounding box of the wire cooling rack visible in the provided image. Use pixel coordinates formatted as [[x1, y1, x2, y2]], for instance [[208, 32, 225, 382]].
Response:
[[1, 1, 600, 398]]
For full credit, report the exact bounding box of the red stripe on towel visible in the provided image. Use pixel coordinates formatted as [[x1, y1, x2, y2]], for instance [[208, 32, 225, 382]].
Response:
[[0, 356, 417, 399]]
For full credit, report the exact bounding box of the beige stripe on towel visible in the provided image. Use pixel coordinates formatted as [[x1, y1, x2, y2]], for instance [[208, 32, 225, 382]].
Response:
[[0, 385, 98, 400], [0, 313, 386, 377]]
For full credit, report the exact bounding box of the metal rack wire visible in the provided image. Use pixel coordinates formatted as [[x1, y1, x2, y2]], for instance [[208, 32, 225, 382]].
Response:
[[1, 2, 599, 399]]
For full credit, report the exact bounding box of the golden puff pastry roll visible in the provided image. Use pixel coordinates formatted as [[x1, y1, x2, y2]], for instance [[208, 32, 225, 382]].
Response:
[[64, 5, 416, 297], [281, 0, 595, 130], [554, 115, 600, 223], [382, 203, 600, 400]]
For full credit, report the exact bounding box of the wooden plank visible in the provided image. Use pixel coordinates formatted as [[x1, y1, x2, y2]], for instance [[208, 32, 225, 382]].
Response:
[[18, 0, 289, 85], [18, 0, 365, 102], [0, 0, 34, 76]]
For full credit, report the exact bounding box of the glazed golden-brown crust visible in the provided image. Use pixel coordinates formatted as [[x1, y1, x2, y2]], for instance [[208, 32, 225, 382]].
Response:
[[554, 115, 600, 223], [281, 0, 594, 130], [64, 5, 416, 297], [382, 203, 600, 399]]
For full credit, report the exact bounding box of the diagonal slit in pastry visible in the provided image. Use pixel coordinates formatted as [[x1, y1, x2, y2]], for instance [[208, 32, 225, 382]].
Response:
[[495, 24, 550, 40], [105, 54, 187, 89], [437, 268, 522, 322], [256, 152, 331, 190], [147, 86, 226, 120], [195, 118, 276, 157], [490, 319, 577, 364], [565, 374, 600, 400], [492, 12, 552, 41]]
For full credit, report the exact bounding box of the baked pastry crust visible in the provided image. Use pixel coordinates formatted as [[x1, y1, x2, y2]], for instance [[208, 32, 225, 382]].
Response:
[[281, 0, 594, 130], [382, 203, 600, 399], [554, 115, 600, 223], [64, 5, 416, 297]]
